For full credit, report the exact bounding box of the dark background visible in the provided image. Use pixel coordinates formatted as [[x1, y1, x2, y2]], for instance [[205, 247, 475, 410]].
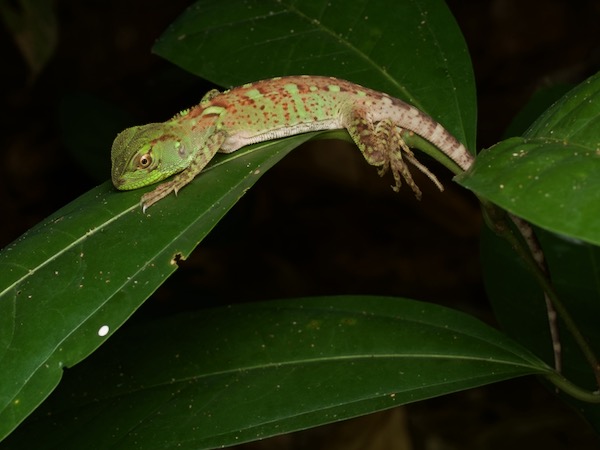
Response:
[[1, 0, 599, 448]]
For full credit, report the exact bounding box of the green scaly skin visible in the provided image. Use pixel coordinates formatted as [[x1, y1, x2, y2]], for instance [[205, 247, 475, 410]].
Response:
[[111, 75, 472, 211]]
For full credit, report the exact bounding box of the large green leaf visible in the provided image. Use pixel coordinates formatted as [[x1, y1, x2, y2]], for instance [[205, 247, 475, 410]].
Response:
[[1, 0, 480, 443], [458, 71, 600, 245], [0, 135, 313, 441], [153, 0, 476, 151], [2, 296, 550, 450]]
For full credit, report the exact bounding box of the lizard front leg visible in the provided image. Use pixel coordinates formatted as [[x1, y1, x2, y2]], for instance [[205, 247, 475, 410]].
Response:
[[343, 107, 443, 198], [140, 130, 227, 212]]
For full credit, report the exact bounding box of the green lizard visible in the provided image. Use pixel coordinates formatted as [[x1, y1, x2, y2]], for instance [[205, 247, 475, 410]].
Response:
[[111, 75, 473, 211], [110, 74, 561, 372]]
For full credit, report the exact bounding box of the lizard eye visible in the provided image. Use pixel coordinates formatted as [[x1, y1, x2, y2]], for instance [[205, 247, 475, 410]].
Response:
[[138, 153, 152, 169]]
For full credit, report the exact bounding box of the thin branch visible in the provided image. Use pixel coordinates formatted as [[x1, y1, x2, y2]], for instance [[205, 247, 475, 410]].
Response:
[[482, 201, 600, 388]]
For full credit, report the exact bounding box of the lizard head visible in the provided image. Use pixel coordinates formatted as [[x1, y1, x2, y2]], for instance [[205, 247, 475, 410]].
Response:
[[111, 123, 193, 190]]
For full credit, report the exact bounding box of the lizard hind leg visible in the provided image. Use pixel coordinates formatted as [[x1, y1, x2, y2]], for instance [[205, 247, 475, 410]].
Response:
[[379, 119, 423, 198], [344, 107, 440, 199]]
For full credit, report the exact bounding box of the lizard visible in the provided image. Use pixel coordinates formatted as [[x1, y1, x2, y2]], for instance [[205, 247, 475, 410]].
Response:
[[111, 75, 473, 211], [110, 74, 561, 372]]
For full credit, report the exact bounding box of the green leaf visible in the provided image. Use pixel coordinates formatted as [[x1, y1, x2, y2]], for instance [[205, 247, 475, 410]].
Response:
[[525, 72, 600, 143], [458, 71, 600, 245], [0, 135, 313, 441], [1, 0, 481, 443], [153, 0, 476, 151], [3, 296, 550, 450]]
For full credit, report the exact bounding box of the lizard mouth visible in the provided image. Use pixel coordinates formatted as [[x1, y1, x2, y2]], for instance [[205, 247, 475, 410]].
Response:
[[112, 175, 125, 189]]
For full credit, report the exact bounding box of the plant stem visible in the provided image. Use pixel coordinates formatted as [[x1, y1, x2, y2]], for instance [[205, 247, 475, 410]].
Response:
[[482, 201, 600, 389], [545, 372, 600, 403], [398, 132, 600, 396]]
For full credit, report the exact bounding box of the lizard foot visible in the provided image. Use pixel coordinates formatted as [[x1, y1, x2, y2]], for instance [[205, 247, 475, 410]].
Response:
[[392, 128, 444, 195], [140, 180, 178, 213], [345, 109, 443, 199]]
